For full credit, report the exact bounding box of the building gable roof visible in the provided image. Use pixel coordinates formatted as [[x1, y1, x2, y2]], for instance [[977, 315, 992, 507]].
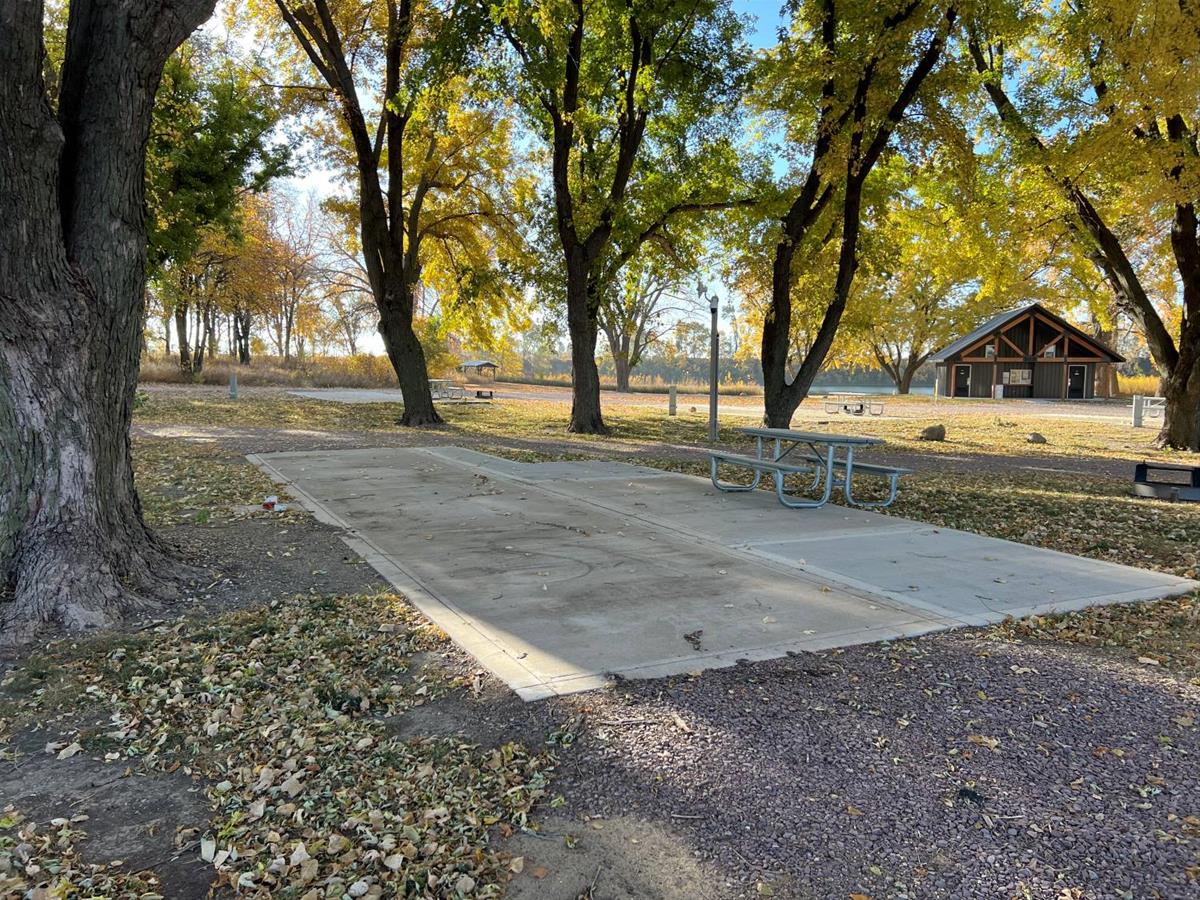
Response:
[[930, 303, 1124, 363]]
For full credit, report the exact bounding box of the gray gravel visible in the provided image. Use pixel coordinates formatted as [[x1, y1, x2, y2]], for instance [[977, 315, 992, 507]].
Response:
[[541, 634, 1200, 899]]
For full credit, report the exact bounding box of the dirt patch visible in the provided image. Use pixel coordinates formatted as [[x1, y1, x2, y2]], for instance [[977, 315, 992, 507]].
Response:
[[382, 678, 555, 750], [165, 515, 387, 615], [503, 814, 731, 900], [0, 746, 212, 897]]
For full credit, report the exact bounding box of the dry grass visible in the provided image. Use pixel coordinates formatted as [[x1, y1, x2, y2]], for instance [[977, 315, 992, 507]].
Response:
[[140, 354, 401, 389], [1116, 373, 1163, 397], [133, 387, 1178, 464]]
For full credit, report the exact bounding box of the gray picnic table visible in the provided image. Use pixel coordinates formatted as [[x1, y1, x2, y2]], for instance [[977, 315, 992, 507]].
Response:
[[709, 426, 910, 509]]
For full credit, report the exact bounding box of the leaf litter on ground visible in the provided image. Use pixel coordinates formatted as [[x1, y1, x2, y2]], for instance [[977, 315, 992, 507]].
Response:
[[0, 592, 554, 898]]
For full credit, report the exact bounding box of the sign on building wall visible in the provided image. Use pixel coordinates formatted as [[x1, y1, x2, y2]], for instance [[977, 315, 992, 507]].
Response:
[[1002, 369, 1032, 386]]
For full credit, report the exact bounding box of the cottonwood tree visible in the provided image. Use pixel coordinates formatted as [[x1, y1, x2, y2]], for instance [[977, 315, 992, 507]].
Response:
[[316, 214, 378, 354], [264, 0, 521, 424], [260, 193, 321, 362], [756, 0, 957, 426], [146, 38, 290, 363], [966, 0, 1200, 449], [597, 253, 697, 391], [1, 0, 217, 640], [493, 0, 752, 433], [848, 153, 1061, 392]]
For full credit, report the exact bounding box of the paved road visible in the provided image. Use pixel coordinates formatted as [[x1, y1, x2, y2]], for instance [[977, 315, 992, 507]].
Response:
[[287, 382, 1135, 422]]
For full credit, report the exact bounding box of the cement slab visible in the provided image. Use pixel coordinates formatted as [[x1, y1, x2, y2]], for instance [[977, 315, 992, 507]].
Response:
[[290, 389, 406, 404], [250, 447, 1196, 700]]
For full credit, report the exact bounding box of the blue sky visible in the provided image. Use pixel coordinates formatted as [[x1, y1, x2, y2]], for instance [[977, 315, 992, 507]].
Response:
[[736, 0, 786, 49]]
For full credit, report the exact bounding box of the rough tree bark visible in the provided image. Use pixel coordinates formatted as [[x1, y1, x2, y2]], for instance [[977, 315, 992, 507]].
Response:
[[275, 0, 441, 425], [613, 352, 633, 392], [1, 0, 216, 642], [761, 3, 954, 428]]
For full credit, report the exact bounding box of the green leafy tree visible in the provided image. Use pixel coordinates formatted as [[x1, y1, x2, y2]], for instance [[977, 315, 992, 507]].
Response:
[[492, 0, 754, 432], [754, 0, 958, 426], [147, 42, 291, 368], [263, 0, 524, 425], [146, 40, 291, 277]]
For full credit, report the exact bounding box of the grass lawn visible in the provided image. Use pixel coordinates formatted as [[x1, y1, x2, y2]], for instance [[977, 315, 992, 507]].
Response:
[[1, 388, 1196, 897]]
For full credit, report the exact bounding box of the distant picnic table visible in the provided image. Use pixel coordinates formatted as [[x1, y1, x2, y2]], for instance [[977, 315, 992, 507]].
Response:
[[430, 379, 494, 402], [430, 379, 466, 401], [709, 426, 910, 509], [822, 392, 885, 416]]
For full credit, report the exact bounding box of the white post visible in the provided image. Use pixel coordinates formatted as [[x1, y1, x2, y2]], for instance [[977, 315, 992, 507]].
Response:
[[668, 384, 677, 416], [229, 369, 238, 400], [1132, 394, 1144, 428]]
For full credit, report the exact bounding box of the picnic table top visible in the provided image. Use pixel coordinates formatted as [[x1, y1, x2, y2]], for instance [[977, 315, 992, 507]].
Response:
[[737, 426, 883, 446]]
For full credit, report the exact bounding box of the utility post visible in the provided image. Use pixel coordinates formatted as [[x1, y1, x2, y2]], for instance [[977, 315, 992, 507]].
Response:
[[698, 282, 719, 443]]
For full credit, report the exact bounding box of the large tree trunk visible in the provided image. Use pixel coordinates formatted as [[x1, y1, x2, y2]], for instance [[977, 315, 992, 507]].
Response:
[[762, 177, 865, 428], [233, 308, 252, 364], [1, 0, 215, 643], [613, 352, 632, 392], [898, 352, 928, 396], [1157, 344, 1200, 451], [378, 281, 441, 426], [565, 259, 607, 433], [1159, 193, 1200, 450]]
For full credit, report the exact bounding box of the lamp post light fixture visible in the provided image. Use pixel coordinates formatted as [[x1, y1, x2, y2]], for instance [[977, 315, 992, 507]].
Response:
[[698, 281, 719, 443]]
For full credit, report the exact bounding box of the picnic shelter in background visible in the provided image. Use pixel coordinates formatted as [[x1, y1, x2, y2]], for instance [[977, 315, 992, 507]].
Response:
[[931, 304, 1124, 400], [457, 360, 499, 383]]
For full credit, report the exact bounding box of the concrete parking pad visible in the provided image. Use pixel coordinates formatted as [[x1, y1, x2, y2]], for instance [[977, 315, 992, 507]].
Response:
[[250, 447, 1196, 700], [290, 389, 406, 404]]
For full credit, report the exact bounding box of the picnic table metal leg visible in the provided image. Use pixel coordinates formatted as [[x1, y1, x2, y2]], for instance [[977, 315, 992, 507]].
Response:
[[710, 457, 762, 493], [776, 444, 835, 508], [844, 474, 900, 508], [842, 446, 856, 504], [842, 446, 901, 508]]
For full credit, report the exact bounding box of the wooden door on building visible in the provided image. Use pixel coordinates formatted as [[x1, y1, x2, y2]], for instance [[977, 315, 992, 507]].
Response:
[[954, 365, 971, 397], [1067, 365, 1086, 400]]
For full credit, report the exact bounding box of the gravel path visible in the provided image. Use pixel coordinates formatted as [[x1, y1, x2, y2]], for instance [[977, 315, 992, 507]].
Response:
[[540, 635, 1200, 899]]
